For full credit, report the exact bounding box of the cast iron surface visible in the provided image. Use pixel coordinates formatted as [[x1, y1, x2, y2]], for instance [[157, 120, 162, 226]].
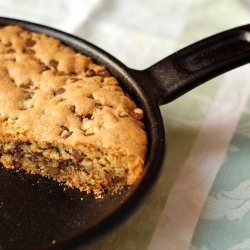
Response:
[[0, 17, 249, 250]]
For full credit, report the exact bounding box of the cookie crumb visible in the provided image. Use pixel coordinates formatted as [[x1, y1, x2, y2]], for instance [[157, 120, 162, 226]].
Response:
[[132, 108, 144, 120]]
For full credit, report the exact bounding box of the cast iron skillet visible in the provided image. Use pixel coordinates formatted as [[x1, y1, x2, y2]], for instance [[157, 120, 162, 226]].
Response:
[[0, 17, 249, 250]]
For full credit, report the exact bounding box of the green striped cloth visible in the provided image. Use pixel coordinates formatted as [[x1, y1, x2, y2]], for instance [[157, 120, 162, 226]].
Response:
[[1, 0, 249, 249]]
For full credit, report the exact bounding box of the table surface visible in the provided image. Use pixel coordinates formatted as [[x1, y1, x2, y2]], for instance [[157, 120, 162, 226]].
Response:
[[0, 0, 250, 249]]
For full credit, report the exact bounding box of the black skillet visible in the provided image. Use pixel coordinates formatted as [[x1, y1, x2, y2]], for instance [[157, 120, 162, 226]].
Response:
[[0, 17, 249, 250]]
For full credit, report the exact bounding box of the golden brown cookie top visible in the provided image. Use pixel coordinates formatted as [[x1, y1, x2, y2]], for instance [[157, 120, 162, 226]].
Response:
[[0, 25, 147, 167]]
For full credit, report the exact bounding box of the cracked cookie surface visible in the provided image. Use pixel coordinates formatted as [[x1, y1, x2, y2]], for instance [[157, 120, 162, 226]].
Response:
[[0, 25, 147, 195]]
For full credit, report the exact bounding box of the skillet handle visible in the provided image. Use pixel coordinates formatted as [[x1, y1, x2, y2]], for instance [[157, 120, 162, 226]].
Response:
[[145, 24, 250, 105]]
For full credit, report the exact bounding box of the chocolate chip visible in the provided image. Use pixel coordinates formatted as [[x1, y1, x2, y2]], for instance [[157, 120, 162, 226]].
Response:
[[70, 78, 79, 83], [24, 48, 35, 55], [49, 59, 59, 69], [60, 126, 72, 139], [55, 88, 65, 95], [35, 164, 41, 170], [73, 164, 82, 172], [7, 48, 15, 54], [76, 115, 83, 121], [26, 38, 36, 47], [19, 106, 27, 111], [20, 84, 29, 89], [13, 160, 22, 169], [69, 105, 75, 113], [60, 130, 72, 139], [85, 69, 96, 77], [95, 103, 103, 110], [61, 125, 69, 131], [37, 60, 50, 72], [72, 149, 85, 162], [97, 70, 110, 77], [29, 92, 35, 98], [85, 113, 92, 119], [56, 71, 66, 76], [9, 77, 15, 83], [7, 58, 16, 62], [30, 153, 46, 165], [112, 175, 125, 185], [4, 41, 12, 47], [104, 171, 125, 186], [104, 171, 113, 185], [48, 168, 60, 176], [15, 140, 23, 146], [13, 146, 24, 158], [42, 65, 50, 72], [24, 92, 34, 100], [20, 80, 33, 89], [87, 94, 94, 99], [81, 130, 94, 136], [58, 161, 68, 170], [58, 98, 66, 103]]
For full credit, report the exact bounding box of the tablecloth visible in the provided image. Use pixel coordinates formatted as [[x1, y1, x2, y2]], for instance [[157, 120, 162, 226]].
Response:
[[0, 0, 250, 249]]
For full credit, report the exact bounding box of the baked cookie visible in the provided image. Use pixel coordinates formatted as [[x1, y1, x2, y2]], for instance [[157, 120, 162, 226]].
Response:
[[0, 25, 147, 196]]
